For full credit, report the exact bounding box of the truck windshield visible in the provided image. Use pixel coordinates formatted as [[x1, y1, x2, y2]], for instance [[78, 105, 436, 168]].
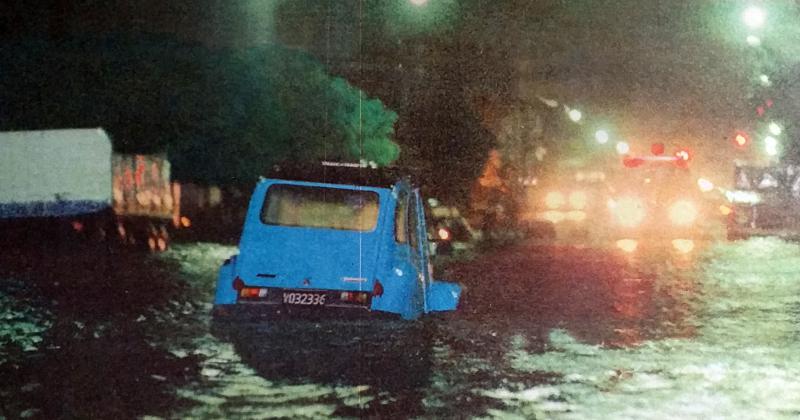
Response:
[[260, 184, 379, 231]]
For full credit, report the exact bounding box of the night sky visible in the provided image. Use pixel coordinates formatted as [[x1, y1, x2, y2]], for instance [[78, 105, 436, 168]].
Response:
[[4, 0, 800, 173]]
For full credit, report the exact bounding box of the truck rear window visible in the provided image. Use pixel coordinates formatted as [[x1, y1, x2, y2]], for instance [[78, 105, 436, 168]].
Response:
[[261, 184, 379, 231]]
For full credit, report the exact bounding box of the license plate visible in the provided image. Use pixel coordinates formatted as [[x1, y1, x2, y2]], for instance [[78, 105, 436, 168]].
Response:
[[282, 292, 326, 306]]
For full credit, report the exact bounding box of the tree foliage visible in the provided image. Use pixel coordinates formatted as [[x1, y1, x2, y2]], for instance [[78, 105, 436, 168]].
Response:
[[0, 34, 399, 184]]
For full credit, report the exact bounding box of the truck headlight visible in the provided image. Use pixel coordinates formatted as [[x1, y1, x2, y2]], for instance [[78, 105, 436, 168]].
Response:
[[669, 200, 697, 226], [611, 197, 645, 227], [545, 192, 565, 209], [569, 191, 587, 210]]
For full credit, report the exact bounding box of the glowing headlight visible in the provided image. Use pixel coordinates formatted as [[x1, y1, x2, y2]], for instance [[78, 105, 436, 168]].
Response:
[[545, 192, 565, 209], [569, 191, 587, 209], [612, 197, 645, 227], [669, 200, 697, 226], [541, 210, 565, 223], [566, 210, 586, 222], [616, 239, 638, 253]]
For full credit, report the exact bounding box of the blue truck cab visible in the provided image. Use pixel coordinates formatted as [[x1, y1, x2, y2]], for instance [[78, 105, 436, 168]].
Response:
[[213, 164, 461, 320]]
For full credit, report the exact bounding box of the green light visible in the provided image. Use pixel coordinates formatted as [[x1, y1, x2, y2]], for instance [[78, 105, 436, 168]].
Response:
[[742, 6, 766, 29], [746, 35, 762, 46]]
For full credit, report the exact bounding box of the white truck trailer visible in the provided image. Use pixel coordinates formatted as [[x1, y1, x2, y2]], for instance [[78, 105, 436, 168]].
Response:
[[0, 128, 175, 251]]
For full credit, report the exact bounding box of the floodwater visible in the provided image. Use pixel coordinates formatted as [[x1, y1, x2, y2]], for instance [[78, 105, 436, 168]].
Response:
[[3, 237, 800, 418]]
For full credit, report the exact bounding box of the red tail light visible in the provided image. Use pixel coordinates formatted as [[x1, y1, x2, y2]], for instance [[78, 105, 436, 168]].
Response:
[[239, 287, 266, 298], [340, 291, 369, 303], [232, 276, 245, 291], [373, 280, 384, 297]]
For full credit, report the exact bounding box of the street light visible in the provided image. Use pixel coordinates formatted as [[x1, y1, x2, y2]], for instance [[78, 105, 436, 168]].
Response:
[[616, 141, 630, 155], [768, 122, 782, 136], [595, 129, 609, 144], [742, 6, 766, 29], [765, 136, 779, 156], [759, 74, 771, 86], [568, 108, 582, 123], [746, 35, 762, 47], [409, 0, 428, 5]]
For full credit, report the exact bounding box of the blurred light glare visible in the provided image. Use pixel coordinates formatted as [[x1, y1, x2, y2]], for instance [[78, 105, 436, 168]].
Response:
[[746, 35, 762, 46], [616, 141, 630, 154], [697, 178, 714, 192], [409, 0, 428, 5], [616, 239, 638, 253], [669, 200, 698, 226], [766, 142, 779, 156], [569, 191, 588, 209], [759, 74, 771, 86], [613, 197, 645, 227], [595, 130, 609, 144], [765, 136, 778, 147], [719, 205, 733, 216], [734, 133, 749, 147], [769, 122, 782, 135], [568, 109, 583, 122], [566, 210, 587, 222], [672, 239, 695, 254], [742, 6, 766, 29], [545, 192, 566, 209], [541, 210, 565, 224], [726, 190, 761, 204], [437, 228, 450, 241]]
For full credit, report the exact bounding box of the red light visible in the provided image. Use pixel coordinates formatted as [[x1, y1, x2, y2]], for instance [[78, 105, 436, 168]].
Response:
[[623, 156, 644, 168], [232, 276, 245, 291], [71, 220, 84, 232], [757, 106, 765, 116], [651, 143, 665, 156], [766, 99, 774, 108], [239, 287, 261, 298], [340, 291, 368, 303], [373, 280, 384, 297]]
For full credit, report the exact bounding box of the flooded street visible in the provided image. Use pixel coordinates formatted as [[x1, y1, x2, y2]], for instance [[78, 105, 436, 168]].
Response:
[[3, 237, 800, 418]]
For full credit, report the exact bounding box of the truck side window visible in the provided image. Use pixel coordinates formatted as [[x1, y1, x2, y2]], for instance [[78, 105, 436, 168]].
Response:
[[408, 193, 419, 250], [395, 192, 408, 243]]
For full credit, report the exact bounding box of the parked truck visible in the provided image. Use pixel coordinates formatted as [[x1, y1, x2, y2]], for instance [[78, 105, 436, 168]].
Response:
[[0, 128, 175, 251], [726, 163, 800, 240]]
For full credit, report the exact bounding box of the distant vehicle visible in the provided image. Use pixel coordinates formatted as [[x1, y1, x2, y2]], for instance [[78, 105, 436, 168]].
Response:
[[726, 164, 800, 240], [426, 198, 480, 255], [213, 163, 462, 320], [0, 128, 176, 251], [519, 169, 609, 239], [604, 158, 710, 253]]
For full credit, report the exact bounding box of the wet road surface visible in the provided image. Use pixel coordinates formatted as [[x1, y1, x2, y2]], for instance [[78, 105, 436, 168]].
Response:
[[3, 237, 800, 418]]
